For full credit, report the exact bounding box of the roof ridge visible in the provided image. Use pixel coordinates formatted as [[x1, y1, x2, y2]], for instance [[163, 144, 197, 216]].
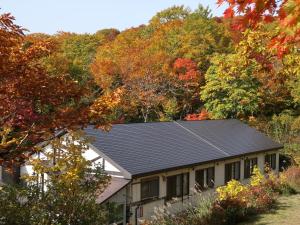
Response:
[[87, 119, 237, 127], [173, 121, 230, 157]]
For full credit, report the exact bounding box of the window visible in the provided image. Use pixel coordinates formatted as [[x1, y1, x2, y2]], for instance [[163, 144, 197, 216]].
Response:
[[141, 177, 159, 200], [206, 167, 215, 188], [166, 173, 189, 200], [244, 157, 258, 179], [265, 153, 276, 170], [225, 161, 240, 183], [1, 164, 20, 185], [195, 169, 204, 190], [195, 167, 215, 190]]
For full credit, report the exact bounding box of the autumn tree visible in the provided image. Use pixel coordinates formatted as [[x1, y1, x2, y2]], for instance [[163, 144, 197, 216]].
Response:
[[0, 132, 110, 225], [26, 30, 119, 86], [0, 13, 119, 163], [201, 27, 299, 120], [219, 0, 300, 56], [91, 5, 232, 122], [184, 109, 209, 121]]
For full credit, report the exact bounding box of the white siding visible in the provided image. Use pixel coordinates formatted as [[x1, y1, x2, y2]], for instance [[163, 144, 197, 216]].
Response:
[[130, 150, 280, 225]]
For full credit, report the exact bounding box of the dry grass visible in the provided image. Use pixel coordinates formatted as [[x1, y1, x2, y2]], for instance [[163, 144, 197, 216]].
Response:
[[239, 194, 300, 225]]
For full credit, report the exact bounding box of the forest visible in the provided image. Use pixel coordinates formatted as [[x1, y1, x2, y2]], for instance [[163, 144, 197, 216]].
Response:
[[2, 4, 299, 164]]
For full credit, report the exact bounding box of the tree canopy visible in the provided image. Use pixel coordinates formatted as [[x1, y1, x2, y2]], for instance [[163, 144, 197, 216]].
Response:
[[0, 14, 120, 163], [1, 2, 300, 164]]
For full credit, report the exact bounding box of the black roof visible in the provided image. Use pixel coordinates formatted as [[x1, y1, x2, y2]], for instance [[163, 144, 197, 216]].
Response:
[[85, 120, 282, 177]]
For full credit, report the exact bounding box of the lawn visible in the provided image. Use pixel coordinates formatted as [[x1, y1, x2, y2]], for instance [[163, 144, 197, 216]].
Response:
[[240, 194, 300, 225]]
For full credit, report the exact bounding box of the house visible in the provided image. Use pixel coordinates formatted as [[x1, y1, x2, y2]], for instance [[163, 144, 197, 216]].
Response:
[[0, 119, 283, 225]]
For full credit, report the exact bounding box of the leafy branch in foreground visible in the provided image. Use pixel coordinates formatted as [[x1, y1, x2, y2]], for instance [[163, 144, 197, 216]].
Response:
[[0, 131, 110, 225]]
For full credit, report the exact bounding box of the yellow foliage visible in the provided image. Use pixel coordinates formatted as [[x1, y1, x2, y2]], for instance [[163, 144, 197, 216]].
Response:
[[216, 179, 248, 201], [250, 166, 264, 187]]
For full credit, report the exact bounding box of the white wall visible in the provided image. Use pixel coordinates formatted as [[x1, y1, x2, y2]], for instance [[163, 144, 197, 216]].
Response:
[[131, 150, 279, 224], [20, 144, 125, 181]]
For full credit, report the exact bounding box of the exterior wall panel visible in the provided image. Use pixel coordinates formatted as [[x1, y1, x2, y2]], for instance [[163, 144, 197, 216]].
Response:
[[131, 150, 279, 224]]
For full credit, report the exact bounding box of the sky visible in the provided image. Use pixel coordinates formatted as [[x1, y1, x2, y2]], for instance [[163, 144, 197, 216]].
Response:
[[1, 0, 226, 34]]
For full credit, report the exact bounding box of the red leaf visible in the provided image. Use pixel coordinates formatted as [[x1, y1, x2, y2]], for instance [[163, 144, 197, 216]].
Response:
[[224, 7, 235, 18]]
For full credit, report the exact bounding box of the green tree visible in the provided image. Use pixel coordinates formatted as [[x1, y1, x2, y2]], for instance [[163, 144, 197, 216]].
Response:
[[149, 5, 190, 25], [282, 48, 300, 105], [201, 53, 261, 119], [266, 112, 300, 164]]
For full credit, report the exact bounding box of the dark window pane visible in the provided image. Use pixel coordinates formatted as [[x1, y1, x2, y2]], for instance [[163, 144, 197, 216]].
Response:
[[183, 173, 189, 196], [206, 167, 215, 188], [244, 158, 257, 179], [271, 154, 276, 170], [225, 164, 231, 183], [265, 154, 276, 170], [167, 173, 189, 200], [167, 175, 177, 200], [195, 169, 204, 190], [244, 159, 251, 179], [234, 162, 240, 180], [141, 177, 159, 200], [225, 161, 240, 183]]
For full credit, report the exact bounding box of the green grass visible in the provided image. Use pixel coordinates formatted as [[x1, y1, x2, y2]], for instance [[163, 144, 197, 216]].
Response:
[[239, 194, 300, 225]]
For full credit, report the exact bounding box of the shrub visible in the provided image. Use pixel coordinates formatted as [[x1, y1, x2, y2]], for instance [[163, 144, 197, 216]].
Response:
[[213, 168, 279, 224], [145, 167, 296, 225], [143, 193, 218, 225], [0, 133, 109, 225], [216, 180, 248, 202], [281, 166, 300, 192], [250, 166, 265, 187], [185, 193, 217, 225], [216, 180, 250, 224], [0, 185, 32, 225], [247, 185, 277, 213], [247, 166, 278, 211], [250, 166, 289, 195]]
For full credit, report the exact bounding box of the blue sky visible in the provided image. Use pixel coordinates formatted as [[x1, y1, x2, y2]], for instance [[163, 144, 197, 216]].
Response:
[[1, 1, 225, 34]]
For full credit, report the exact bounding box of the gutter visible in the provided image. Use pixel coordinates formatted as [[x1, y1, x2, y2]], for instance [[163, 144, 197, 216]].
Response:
[[131, 146, 283, 179]]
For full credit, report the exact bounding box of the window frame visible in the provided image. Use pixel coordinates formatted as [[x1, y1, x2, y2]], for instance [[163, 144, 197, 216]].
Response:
[[140, 176, 159, 201], [206, 167, 215, 188], [195, 167, 215, 190], [265, 153, 277, 170], [166, 173, 189, 200], [225, 161, 241, 183], [244, 157, 258, 179]]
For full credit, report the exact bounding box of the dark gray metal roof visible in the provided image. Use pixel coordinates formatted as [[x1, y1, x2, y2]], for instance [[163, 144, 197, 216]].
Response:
[[85, 120, 282, 177]]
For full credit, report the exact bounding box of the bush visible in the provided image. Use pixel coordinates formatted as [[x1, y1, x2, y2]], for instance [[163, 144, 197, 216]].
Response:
[[215, 180, 250, 224], [143, 193, 218, 225], [144, 166, 298, 225], [247, 185, 277, 212], [281, 166, 300, 192], [216, 180, 248, 202], [0, 185, 32, 225], [0, 133, 109, 225], [213, 167, 279, 224], [185, 193, 217, 225]]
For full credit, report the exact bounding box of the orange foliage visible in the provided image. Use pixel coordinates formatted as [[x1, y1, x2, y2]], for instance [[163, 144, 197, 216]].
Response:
[[173, 58, 200, 81], [184, 109, 209, 121], [0, 13, 117, 162], [219, 0, 300, 56]]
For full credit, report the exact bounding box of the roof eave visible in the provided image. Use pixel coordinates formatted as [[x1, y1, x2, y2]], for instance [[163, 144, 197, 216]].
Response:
[[131, 146, 283, 179]]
